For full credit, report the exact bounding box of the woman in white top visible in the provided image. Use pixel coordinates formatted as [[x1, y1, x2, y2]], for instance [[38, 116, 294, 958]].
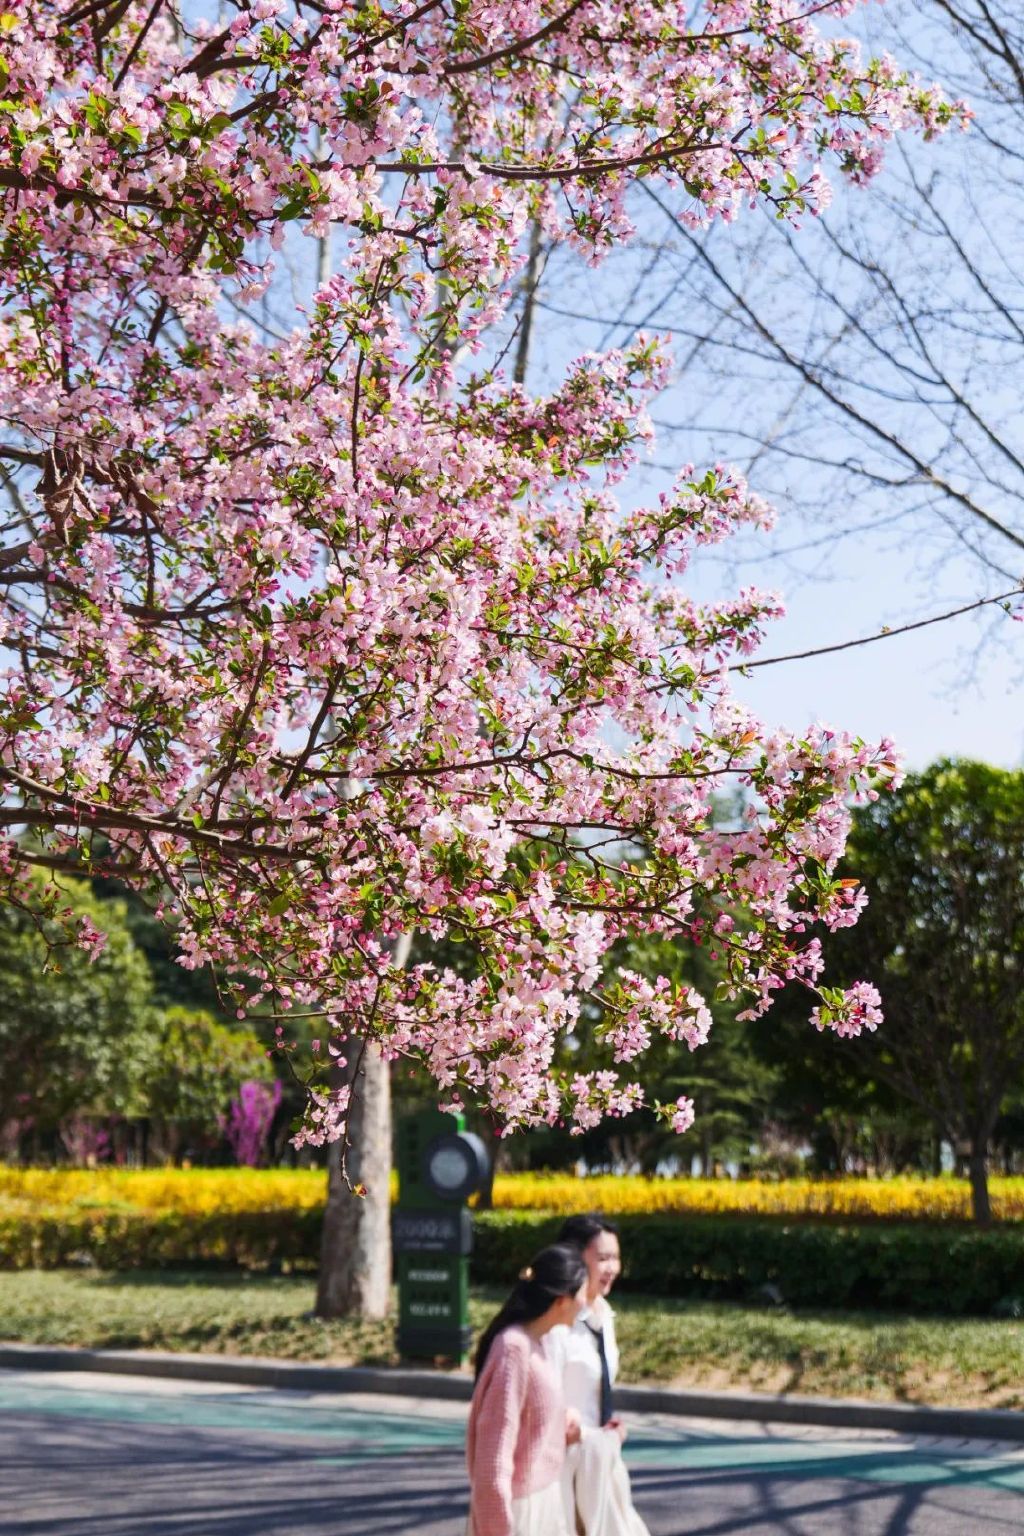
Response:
[[544, 1214, 650, 1536]]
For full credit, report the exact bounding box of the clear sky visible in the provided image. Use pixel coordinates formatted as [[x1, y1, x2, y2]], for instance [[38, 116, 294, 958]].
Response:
[[698, 537, 1024, 772], [493, 0, 1024, 776], [515, 41, 1024, 775], [270, 1, 1024, 774], [675, 462, 1023, 771], [521, 303, 1024, 772]]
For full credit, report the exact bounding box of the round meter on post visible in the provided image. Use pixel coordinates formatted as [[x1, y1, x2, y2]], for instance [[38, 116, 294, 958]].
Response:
[[422, 1131, 489, 1203]]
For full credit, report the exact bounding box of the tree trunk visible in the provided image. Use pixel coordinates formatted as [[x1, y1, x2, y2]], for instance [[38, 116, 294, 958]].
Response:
[[512, 217, 545, 386], [968, 1144, 992, 1226], [315, 1040, 392, 1318]]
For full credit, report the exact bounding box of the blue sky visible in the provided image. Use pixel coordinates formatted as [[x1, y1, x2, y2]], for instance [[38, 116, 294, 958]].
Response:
[[523, 266, 1024, 772], [705, 540, 1024, 771], [265, 1, 1024, 774], [512, 0, 1024, 774]]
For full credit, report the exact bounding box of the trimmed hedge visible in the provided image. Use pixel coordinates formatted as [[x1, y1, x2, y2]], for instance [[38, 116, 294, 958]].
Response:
[[6, 1167, 1024, 1222], [472, 1212, 1024, 1317], [0, 1207, 321, 1273], [3, 1203, 1024, 1315]]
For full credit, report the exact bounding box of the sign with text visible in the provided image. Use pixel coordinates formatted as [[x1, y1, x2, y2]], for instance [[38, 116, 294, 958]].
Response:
[[395, 1111, 489, 1361]]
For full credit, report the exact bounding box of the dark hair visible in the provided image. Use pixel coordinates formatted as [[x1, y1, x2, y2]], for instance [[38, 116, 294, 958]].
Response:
[[474, 1243, 587, 1377], [556, 1213, 620, 1251]]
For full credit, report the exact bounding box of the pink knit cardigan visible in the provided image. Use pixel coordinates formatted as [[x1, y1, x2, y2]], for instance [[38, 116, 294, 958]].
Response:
[[466, 1326, 566, 1536]]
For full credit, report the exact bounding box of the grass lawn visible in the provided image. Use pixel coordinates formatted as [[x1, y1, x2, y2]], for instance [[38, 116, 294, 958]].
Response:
[[2, 1269, 1024, 1410]]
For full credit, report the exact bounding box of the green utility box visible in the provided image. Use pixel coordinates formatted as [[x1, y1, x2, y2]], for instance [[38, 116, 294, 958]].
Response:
[[394, 1110, 490, 1361]]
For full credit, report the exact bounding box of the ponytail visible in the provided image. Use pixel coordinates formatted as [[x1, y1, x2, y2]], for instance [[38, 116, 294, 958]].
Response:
[[474, 1243, 586, 1377]]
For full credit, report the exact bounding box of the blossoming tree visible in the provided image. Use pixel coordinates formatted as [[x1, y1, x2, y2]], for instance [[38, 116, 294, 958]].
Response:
[[0, 2, 960, 1169]]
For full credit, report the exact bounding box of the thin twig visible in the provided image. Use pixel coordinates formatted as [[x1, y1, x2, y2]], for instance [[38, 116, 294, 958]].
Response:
[[736, 585, 1023, 671]]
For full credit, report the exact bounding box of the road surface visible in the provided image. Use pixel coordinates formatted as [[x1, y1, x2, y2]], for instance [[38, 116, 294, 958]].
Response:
[[3, 1367, 1024, 1534]]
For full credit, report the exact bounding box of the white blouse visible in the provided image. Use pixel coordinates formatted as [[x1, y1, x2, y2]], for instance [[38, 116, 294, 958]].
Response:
[[544, 1298, 619, 1428]]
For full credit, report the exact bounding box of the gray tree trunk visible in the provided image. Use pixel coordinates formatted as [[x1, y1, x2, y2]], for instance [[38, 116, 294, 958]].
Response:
[[314, 933, 410, 1319], [315, 1040, 393, 1318]]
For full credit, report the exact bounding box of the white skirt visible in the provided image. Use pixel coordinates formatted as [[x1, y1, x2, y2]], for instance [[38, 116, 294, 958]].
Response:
[[468, 1479, 570, 1536], [562, 1429, 650, 1536]]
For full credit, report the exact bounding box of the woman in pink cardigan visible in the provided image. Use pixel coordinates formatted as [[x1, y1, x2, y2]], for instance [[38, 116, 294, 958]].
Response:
[[466, 1244, 588, 1536]]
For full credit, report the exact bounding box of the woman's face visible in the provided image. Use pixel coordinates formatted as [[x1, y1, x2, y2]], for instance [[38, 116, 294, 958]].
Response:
[[583, 1231, 621, 1301]]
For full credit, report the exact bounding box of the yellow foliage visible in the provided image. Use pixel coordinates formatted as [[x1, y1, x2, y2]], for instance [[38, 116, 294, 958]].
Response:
[[0, 1167, 328, 1217], [489, 1173, 1024, 1221], [1, 1167, 1022, 1222]]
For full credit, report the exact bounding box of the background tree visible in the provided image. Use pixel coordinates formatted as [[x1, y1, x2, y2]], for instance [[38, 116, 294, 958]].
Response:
[[513, 922, 776, 1176], [791, 761, 1024, 1223], [146, 1006, 274, 1165], [0, 875, 155, 1145], [749, 991, 937, 1176], [90, 871, 231, 1021], [0, 873, 278, 1163]]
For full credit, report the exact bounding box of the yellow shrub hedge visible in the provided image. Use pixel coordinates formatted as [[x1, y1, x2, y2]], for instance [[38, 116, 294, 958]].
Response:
[[0, 1167, 328, 1217], [2, 1167, 1023, 1222], [490, 1173, 1024, 1221]]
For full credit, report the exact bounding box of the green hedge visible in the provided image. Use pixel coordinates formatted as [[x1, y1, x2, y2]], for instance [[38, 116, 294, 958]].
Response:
[[0, 1208, 321, 1273], [4, 1205, 1024, 1315], [473, 1212, 1024, 1317]]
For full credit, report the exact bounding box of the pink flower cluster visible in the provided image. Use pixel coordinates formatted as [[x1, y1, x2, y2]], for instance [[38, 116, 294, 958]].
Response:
[[0, 3, 958, 1145], [810, 982, 885, 1040], [667, 1097, 696, 1136]]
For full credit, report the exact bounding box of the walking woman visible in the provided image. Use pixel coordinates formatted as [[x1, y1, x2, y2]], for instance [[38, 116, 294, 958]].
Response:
[[546, 1214, 650, 1536], [467, 1244, 589, 1536]]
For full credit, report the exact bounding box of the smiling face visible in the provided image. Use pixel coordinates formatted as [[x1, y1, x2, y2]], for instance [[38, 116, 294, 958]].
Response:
[[583, 1230, 622, 1302]]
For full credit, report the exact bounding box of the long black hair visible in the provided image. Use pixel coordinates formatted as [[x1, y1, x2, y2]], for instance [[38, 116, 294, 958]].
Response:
[[556, 1212, 620, 1251], [474, 1243, 587, 1377]]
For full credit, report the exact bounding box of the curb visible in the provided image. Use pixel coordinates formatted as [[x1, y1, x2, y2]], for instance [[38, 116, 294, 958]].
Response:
[[0, 1342, 474, 1401], [3, 1341, 1024, 1441]]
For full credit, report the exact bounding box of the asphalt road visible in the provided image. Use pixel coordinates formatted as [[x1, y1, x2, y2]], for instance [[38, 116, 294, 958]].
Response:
[[3, 1368, 1024, 1535]]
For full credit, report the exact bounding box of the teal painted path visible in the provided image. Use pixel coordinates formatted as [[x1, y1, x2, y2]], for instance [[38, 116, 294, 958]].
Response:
[[3, 1367, 1024, 1534], [0, 1375, 466, 1452], [5, 1372, 1024, 1493]]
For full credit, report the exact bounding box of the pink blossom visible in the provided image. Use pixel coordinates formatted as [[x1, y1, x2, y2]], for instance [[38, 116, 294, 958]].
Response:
[[669, 1096, 696, 1135], [811, 982, 885, 1039], [0, 0, 957, 1149]]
